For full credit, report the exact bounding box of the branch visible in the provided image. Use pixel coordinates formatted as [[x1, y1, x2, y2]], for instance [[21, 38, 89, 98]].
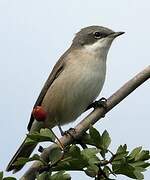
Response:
[[21, 66, 150, 180]]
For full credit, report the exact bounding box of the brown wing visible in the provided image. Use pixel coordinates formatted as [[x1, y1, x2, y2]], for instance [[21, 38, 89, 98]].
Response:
[[27, 50, 69, 131]]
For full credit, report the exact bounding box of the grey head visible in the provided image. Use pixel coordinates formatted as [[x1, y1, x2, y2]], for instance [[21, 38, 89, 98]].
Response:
[[72, 25, 124, 48]]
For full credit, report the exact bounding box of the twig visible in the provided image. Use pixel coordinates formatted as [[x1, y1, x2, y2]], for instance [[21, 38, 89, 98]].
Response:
[[21, 66, 150, 180]]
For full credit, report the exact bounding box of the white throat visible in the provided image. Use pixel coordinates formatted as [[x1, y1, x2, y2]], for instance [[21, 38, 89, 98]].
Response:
[[84, 38, 113, 59]]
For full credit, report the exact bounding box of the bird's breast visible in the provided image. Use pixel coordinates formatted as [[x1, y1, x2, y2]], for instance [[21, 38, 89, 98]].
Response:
[[42, 52, 107, 127]]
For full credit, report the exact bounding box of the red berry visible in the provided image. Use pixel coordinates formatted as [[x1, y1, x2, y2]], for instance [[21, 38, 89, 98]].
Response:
[[32, 106, 47, 121]]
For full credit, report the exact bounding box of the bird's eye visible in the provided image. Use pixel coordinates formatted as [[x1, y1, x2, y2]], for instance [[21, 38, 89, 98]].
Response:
[[94, 31, 101, 38]]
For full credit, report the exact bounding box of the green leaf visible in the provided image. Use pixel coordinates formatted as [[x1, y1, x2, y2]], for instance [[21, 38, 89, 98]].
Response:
[[101, 130, 111, 149], [3, 178, 17, 180], [116, 144, 128, 154], [81, 148, 99, 158], [49, 171, 71, 180], [26, 128, 55, 143], [89, 126, 102, 146], [40, 128, 55, 142], [81, 148, 100, 165], [113, 144, 129, 161], [69, 145, 81, 157], [13, 157, 29, 166], [81, 133, 96, 145], [112, 145, 150, 179], [52, 146, 86, 171], [133, 170, 144, 180], [0, 171, 3, 179], [135, 150, 150, 161], [53, 161, 72, 171], [84, 164, 99, 177], [130, 161, 150, 168], [129, 146, 142, 160], [25, 137, 36, 145], [36, 172, 50, 180], [14, 154, 45, 166], [69, 158, 86, 170], [49, 146, 63, 164], [112, 160, 137, 179]]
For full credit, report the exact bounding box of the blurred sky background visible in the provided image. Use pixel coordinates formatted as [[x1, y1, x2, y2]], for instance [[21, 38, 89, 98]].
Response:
[[0, 0, 150, 179]]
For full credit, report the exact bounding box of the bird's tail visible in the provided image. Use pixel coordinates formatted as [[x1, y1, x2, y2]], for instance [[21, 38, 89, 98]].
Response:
[[6, 137, 37, 173]]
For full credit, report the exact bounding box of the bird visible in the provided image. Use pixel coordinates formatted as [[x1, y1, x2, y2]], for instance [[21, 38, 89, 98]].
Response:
[[6, 25, 124, 173]]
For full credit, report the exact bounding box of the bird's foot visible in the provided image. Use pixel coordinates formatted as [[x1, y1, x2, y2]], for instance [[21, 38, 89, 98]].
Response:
[[87, 97, 107, 110], [93, 97, 107, 109], [58, 125, 76, 137], [58, 126, 87, 149], [87, 97, 107, 117]]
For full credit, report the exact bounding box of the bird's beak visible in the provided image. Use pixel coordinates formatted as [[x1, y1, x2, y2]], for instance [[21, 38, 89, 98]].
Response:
[[109, 31, 125, 38]]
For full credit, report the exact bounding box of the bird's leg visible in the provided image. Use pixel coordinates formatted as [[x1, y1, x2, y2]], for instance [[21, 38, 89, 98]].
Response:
[[58, 124, 76, 137], [47, 127, 64, 150], [86, 97, 107, 117], [87, 97, 107, 110], [58, 125, 88, 150], [58, 125, 87, 149], [58, 125, 65, 136]]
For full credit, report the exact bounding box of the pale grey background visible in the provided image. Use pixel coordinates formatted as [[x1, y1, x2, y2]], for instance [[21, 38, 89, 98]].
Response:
[[0, 0, 149, 179]]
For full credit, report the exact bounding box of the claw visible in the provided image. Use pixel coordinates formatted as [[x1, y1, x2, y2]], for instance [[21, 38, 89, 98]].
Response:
[[87, 97, 107, 110], [58, 125, 76, 137], [86, 97, 107, 117], [96, 97, 107, 110]]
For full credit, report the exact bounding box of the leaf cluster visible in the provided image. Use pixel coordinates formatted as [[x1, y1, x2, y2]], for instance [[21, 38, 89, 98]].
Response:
[[1, 127, 150, 179]]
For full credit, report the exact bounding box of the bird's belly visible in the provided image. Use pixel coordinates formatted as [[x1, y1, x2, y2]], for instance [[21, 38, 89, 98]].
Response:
[[60, 71, 105, 124], [42, 61, 106, 127]]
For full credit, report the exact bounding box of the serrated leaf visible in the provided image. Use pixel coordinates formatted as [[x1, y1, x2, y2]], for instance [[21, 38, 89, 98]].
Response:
[[113, 153, 128, 161], [69, 145, 81, 157], [61, 174, 71, 180], [113, 145, 129, 161], [53, 148, 87, 171], [81, 133, 96, 145], [84, 164, 99, 177], [25, 137, 36, 145], [13, 157, 29, 166], [116, 144, 128, 154], [129, 146, 142, 160], [112, 161, 137, 179], [101, 130, 111, 149], [13, 154, 45, 166], [100, 149, 106, 159], [130, 161, 150, 169], [135, 150, 150, 161], [40, 128, 55, 142], [112, 145, 150, 179], [89, 126, 102, 146], [36, 172, 50, 180], [49, 171, 71, 180], [81, 148, 100, 165], [26, 128, 55, 143], [49, 146, 63, 164], [133, 170, 144, 180], [53, 161, 71, 171], [81, 148, 99, 158]]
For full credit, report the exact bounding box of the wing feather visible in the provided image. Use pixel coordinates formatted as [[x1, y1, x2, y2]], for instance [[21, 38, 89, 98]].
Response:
[[27, 49, 70, 131]]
